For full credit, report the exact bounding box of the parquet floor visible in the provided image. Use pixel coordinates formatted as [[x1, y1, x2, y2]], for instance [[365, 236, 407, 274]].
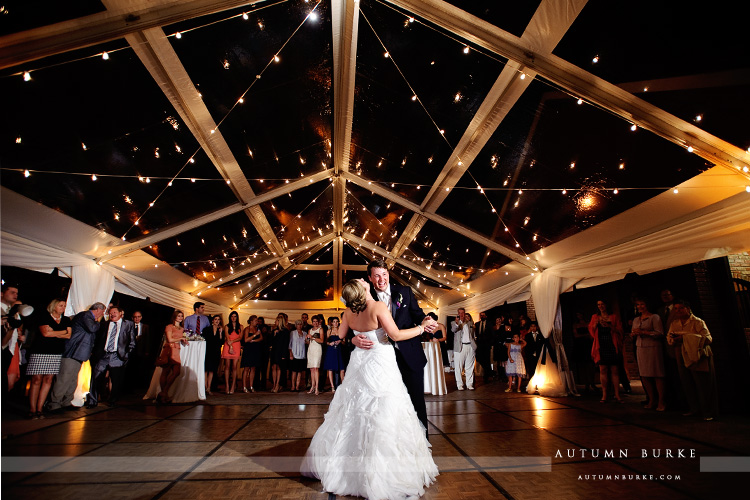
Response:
[[3, 375, 748, 500]]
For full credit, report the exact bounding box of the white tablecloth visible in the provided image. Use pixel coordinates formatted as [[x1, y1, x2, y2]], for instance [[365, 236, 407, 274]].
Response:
[[144, 341, 206, 403], [423, 341, 447, 395]]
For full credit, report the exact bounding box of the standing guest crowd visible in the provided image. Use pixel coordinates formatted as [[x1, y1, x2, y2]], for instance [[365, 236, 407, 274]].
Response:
[[0, 278, 720, 423]]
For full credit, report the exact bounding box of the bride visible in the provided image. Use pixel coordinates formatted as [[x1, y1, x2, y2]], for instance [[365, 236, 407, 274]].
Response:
[[301, 278, 438, 499]]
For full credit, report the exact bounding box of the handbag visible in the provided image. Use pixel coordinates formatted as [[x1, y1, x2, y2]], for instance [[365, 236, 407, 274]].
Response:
[[155, 342, 172, 366]]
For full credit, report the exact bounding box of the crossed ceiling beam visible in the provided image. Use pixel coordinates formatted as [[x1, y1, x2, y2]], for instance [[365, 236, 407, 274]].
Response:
[[120, 25, 291, 270], [388, 0, 750, 178], [96, 169, 333, 263], [390, 0, 585, 267], [343, 171, 538, 269]]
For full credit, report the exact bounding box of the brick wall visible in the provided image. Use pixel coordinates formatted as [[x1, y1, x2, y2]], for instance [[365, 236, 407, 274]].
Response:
[[728, 252, 750, 281], [525, 297, 536, 321]]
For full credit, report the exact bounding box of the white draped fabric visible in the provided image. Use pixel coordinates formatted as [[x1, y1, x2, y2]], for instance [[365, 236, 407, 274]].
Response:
[[1, 231, 227, 315], [422, 342, 447, 395], [65, 263, 116, 315], [448, 274, 534, 320]]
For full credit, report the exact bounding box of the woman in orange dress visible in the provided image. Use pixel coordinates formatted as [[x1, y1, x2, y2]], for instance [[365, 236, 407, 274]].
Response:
[[158, 310, 186, 403], [222, 311, 242, 394]]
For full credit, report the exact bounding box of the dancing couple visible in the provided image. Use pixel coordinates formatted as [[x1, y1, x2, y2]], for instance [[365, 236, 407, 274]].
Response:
[[302, 259, 439, 499]]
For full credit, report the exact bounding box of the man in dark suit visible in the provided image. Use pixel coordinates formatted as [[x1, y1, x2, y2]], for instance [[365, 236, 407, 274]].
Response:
[[47, 302, 106, 412], [352, 259, 436, 433], [522, 321, 545, 391], [88, 305, 136, 407], [474, 311, 493, 383], [127, 310, 151, 390]]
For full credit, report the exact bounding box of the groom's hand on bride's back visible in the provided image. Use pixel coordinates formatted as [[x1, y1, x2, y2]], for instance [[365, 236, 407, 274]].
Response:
[[352, 334, 374, 349]]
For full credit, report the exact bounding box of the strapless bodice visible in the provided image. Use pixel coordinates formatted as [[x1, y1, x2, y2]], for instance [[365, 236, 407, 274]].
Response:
[[353, 327, 389, 345]]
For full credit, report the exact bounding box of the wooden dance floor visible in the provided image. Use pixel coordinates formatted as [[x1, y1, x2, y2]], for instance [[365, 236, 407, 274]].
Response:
[[3, 376, 748, 500]]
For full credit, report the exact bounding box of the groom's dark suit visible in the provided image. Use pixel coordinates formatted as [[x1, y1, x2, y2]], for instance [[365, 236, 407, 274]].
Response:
[[371, 282, 428, 432]]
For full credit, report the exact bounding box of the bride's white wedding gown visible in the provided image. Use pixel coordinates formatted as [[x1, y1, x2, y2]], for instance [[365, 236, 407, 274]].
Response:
[[301, 328, 438, 499]]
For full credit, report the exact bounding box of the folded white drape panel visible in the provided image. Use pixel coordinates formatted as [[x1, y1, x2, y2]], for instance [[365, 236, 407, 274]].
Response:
[[107, 265, 229, 316], [1, 231, 91, 270], [65, 263, 115, 315], [448, 274, 534, 319], [1, 231, 227, 316]]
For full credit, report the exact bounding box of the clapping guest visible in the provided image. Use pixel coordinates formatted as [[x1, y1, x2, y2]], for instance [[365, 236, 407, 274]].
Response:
[[241, 315, 262, 393], [270, 314, 290, 393], [27, 299, 71, 419], [289, 320, 307, 391], [203, 315, 223, 395], [306, 315, 325, 395], [589, 300, 625, 403], [222, 311, 242, 394]]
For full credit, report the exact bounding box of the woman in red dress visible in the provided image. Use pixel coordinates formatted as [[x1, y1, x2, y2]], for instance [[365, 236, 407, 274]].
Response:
[[222, 311, 242, 394]]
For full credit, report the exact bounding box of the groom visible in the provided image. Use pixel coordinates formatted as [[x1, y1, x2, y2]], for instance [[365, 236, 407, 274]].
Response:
[[352, 259, 437, 433]]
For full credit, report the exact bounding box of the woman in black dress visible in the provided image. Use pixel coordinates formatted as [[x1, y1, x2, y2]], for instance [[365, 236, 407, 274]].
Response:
[[573, 311, 596, 393], [27, 299, 71, 419], [588, 300, 625, 403], [202, 314, 223, 396], [270, 314, 290, 393], [241, 315, 262, 392]]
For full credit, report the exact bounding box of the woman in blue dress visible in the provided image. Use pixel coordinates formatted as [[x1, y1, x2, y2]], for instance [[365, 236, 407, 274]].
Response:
[[322, 317, 345, 391]]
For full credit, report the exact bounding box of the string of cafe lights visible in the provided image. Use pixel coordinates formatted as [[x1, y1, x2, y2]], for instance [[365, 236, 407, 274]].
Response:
[[359, 10, 536, 261], [165, 181, 335, 285], [342, 191, 475, 288], [358, 6, 750, 248], [372, 0, 736, 169], [11, 0, 323, 242], [6, 0, 289, 81]]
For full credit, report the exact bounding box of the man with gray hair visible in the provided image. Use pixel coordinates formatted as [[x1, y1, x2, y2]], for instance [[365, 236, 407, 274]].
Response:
[[47, 302, 106, 412]]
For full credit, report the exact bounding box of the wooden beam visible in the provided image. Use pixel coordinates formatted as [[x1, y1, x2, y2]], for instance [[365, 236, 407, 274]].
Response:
[[0, 0, 269, 70]]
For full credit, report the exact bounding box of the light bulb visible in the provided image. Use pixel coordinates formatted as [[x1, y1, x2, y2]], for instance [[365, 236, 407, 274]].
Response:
[[577, 99, 583, 105], [92, 174, 97, 181], [592, 56, 599, 63], [242, 12, 249, 20], [463, 46, 469, 54], [102, 52, 109, 60], [175, 32, 182, 39], [24, 169, 30, 177], [23, 71, 31, 81], [630, 124, 637, 131]]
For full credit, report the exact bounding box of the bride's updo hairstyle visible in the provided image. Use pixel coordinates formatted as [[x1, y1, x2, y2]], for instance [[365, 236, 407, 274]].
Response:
[[342, 279, 367, 314]]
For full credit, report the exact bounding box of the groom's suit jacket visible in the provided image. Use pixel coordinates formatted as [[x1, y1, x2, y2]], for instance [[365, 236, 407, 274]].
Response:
[[370, 282, 427, 372]]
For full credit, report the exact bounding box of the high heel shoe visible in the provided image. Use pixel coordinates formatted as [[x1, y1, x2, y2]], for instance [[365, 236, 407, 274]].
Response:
[[249, 387, 255, 393], [243, 387, 249, 393]]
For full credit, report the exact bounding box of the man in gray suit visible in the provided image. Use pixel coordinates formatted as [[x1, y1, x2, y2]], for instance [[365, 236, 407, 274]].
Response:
[[452, 308, 477, 391], [88, 305, 136, 407], [47, 302, 106, 412]]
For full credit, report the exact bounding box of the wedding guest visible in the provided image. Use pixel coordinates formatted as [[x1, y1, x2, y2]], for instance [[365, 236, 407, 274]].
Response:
[[202, 314, 223, 395], [2, 283, 29, 394], [573, 311, 597, 393], [493, 316, 509, 382], [667, 300, 718, 421], [155, 310, 186, 403], [289, 320, 307, 391], [452, 308, 476, 391], [270, 314, 290, 393], [222, 311, 242, 394], [27, 299, 71, 418], [241, 315, 262, 392], [322, 317, 345, 391], [184, 302, 210, 337], [47, 303, 106, 412], [306, 315, 325, 395], [632, 298, 666, 411], [589, 300, 624, 403], [505, 333, 527, 393]]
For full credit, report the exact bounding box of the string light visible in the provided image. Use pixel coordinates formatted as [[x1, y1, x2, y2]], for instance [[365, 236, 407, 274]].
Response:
[[175, 32, 182, 39], [23, 71, 31, 81], [101, 52, 109, 60]]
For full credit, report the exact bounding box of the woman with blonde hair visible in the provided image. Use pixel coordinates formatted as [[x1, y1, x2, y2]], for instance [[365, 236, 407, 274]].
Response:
[[302, 279, 438, 499], [26, 299, 72, 418]]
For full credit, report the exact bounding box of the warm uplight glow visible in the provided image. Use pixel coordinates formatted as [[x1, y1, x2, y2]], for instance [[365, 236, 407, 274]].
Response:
[[578, 193, 596, 209]]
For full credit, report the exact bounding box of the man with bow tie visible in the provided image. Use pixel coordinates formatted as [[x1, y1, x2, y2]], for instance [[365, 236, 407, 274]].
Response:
[[88, 305, 135, 407], [351, 259, 437, 433]]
